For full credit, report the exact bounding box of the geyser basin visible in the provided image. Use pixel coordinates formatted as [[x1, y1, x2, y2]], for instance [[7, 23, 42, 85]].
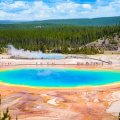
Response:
[[0, 68, 120, 88], [7, 45, 64, 59]]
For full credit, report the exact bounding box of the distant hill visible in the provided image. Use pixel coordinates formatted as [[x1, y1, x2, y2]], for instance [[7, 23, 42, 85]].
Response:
[[0, 16, 120, 29], [34, 16, 120, 26]]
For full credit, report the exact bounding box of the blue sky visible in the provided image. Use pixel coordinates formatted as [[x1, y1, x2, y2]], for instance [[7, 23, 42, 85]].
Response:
[[0, 0, 120, 20]]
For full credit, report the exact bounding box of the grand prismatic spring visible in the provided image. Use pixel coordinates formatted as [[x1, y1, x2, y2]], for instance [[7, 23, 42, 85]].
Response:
[[0, 68, 120, 88]]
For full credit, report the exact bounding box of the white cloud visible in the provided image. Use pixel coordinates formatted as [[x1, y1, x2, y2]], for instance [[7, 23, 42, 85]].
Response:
[[55, 2, 80, 15], [0, 0, 120, 20], [82, 4, 92, 9], [0, 1, 28, 11], [7, 1, 27, 9], [80, 0, 120, 18]]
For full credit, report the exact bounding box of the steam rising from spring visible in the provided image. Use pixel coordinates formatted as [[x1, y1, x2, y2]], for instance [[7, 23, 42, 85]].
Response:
[[7, 45, 64, 59]]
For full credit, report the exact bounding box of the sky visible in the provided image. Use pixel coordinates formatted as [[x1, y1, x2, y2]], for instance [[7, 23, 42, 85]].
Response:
[[0, 0, 120, 20]]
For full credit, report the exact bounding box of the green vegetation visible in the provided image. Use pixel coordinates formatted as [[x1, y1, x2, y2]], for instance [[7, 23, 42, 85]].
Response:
[[33, 16, 120, 26], [0, 108, 11, 120], [0, 17, 120, 54], [0, 25, 120, 54], [0, 16, 120, 29], [0, 95, 11, 120], [0, 95, 18, 120]]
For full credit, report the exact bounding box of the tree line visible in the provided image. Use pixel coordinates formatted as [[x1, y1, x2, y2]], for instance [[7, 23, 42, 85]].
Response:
[[0, 25, 120, 54]]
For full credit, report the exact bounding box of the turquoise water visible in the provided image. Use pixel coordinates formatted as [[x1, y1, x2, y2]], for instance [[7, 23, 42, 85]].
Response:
[[0, 68, 120, 87]]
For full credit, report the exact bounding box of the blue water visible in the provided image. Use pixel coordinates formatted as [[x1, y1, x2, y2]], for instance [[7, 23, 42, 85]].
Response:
[[0, 68, 120, 87]]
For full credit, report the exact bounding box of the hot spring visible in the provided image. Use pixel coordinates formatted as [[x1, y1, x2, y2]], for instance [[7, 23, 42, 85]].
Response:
[[0, 68, 120, 88]]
